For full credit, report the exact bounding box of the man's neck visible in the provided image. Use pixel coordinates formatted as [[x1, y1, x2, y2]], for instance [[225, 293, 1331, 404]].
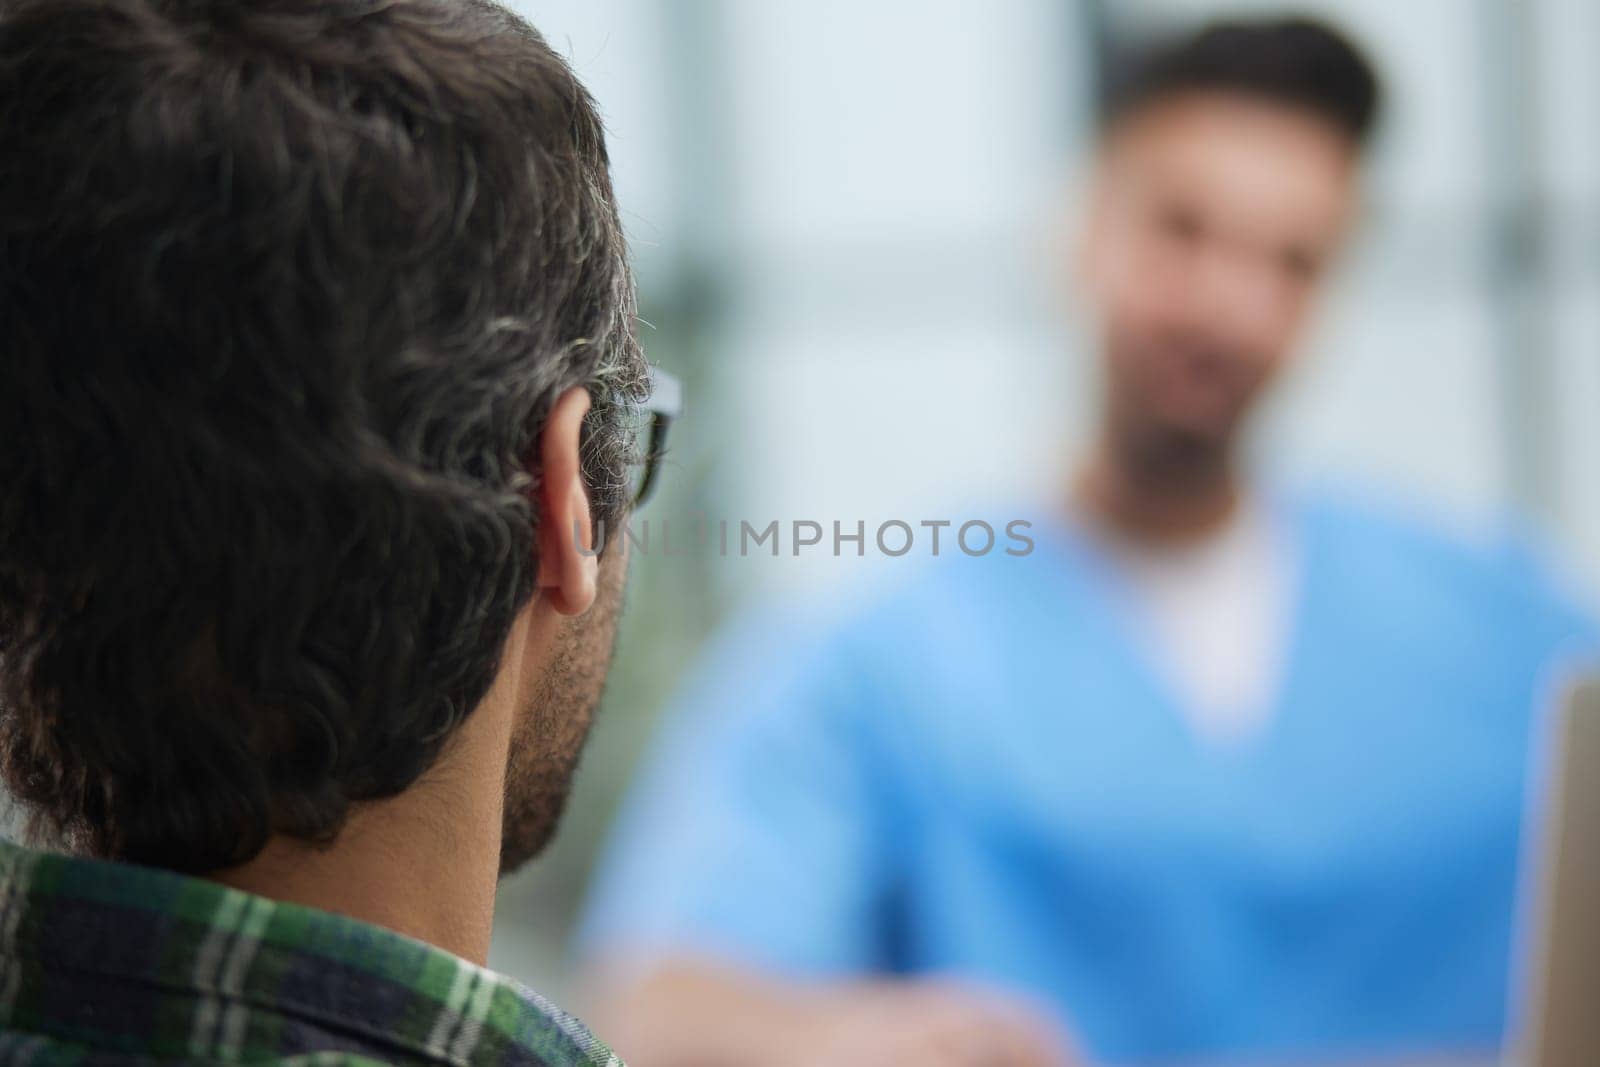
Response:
[[208, 619, 529, 966], [211, 770, 503, 964], [1077, 440, 1244, 547]]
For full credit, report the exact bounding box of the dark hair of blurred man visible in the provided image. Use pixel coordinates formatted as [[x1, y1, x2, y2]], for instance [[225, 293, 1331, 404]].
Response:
[[577, 16, 1596, 1067], [0, 1, 649, 1063]]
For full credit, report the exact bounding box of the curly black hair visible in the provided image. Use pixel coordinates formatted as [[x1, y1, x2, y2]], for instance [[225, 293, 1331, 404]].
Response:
[[0, 0, 648, 873]]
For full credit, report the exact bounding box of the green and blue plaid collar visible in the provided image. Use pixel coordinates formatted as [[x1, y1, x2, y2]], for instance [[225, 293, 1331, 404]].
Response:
[[0, 839, 622, 1066]]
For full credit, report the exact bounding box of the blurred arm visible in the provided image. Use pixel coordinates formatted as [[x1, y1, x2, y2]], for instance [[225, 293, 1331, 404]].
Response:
[[584, 953, 1077, 1067]]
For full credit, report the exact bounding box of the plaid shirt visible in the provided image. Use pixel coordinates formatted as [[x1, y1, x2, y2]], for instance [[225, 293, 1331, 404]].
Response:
[[0, 840, 623, 1066]]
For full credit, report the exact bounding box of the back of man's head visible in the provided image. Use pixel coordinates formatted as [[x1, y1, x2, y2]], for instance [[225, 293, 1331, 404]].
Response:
[[0, 0, 645, 873]]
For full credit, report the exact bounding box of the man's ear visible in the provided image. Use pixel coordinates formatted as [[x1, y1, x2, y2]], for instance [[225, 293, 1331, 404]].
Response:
[[534, 386, 598, 617]]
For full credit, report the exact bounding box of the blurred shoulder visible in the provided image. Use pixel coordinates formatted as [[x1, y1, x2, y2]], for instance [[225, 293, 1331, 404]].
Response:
[[675, 505, 1064, 708], [1286, 479, 1598, 625]]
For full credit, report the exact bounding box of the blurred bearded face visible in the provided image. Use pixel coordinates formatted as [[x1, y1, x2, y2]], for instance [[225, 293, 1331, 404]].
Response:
[[499, 545, 627, 875], [1080, 90, 1360, 473]]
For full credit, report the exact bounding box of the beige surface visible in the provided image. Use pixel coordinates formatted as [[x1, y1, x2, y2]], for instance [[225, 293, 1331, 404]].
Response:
[[1521, 677, 1600, 1067]]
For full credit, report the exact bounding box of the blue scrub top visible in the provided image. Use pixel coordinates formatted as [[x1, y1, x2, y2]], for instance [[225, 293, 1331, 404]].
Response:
[[579, 490, 1598, 1065]]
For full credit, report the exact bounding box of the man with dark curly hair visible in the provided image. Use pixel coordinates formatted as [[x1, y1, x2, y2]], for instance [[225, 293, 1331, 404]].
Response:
[[0, 0, 658, 1063]]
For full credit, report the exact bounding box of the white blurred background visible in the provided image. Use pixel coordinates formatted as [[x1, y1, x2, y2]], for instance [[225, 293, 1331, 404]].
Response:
[[490, 0, 1600, 998]]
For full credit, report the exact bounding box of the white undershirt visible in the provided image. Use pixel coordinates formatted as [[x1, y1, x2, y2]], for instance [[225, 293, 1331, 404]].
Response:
[[1092, 497, 1295, 746]]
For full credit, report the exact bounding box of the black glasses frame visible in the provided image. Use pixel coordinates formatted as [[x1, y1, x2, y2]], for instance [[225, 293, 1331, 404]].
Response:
[[629, 366, 682, 509]]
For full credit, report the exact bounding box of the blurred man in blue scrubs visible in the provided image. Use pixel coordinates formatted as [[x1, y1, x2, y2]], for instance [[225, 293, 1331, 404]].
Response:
[[577, 17, 1598, 1067]]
